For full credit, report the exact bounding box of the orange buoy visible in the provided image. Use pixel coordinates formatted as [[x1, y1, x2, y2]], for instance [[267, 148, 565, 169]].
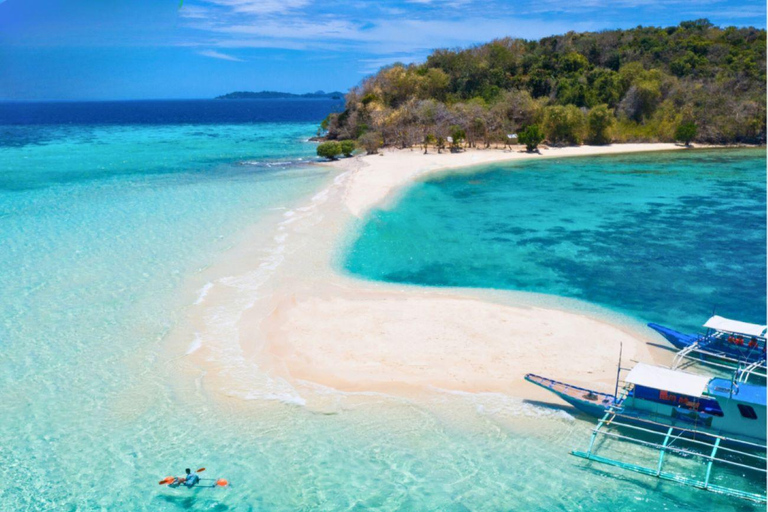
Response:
[[216, 479, 228, 487]]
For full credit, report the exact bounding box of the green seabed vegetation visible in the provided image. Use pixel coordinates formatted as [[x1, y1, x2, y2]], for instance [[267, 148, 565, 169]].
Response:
[[322, 19, 766, 151]]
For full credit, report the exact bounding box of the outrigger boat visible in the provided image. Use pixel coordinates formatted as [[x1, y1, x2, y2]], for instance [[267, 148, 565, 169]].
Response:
[[648, 316, 767, 378], [526, 363, 767, 503]]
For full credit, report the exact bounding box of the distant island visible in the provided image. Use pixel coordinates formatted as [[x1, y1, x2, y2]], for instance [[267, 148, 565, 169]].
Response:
[[216, 90, 345, 100]]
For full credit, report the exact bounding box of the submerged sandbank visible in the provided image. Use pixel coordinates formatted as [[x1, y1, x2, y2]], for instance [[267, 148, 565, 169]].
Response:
[[180, 144, 684, 406]]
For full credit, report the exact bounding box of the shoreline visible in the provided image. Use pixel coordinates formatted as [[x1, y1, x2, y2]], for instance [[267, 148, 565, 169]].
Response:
[[336, 142, 688, 218], [176, 143, 689, 408]]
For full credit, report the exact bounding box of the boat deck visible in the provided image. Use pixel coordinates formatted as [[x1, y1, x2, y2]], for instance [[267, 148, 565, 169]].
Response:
[[525, 374, 616, 407]]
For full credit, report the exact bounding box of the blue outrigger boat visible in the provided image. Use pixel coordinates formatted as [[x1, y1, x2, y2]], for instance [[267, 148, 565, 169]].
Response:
[[526, 363, 767, 503], [648, 316, 767, 376]]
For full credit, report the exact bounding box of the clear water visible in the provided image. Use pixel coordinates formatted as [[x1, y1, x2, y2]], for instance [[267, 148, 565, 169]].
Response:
[[345, 149, 767, 333], [1, 99, 763, 512]]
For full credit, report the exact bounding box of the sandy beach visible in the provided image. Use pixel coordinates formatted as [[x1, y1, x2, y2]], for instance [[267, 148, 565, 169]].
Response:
[[181, 143, 683, 406]]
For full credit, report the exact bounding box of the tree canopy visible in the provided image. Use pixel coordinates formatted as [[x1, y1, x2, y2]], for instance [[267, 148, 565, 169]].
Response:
[[316, 141, 342, 160], [323, 20, 765, 148]]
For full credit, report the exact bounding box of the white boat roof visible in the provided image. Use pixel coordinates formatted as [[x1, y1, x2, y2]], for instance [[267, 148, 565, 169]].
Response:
[[704, 315, 767, 338], [626, 363, 710, 398]]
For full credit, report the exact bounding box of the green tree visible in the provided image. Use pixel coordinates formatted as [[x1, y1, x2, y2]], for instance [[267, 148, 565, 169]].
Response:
[[358, 132, 383, 155], [320, 115, 331, 132], [543, 105, 586, 145], [422, 134, 436, 154], [449, 125, 466, 151], [618, 80, 661, 122], [589, 68, 624, 107], [561, 52, 590, 73], [586, 104, 615, 145], [675, 121, 697, 146], [340, 140, 356, 157], [518, 125, 545, 152], [316, 141, 342, 160], [420, 68, 450, 101]]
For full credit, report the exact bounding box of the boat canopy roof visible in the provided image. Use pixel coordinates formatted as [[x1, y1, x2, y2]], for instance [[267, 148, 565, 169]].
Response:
[[704, 315, 767, 338], [626, 363, 710, 398], [708, 378, 767, 406]]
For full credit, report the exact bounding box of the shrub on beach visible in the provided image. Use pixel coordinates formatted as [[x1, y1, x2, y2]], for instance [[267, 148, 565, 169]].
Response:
[[449, 125, 466, 151], [518, 125, 545, 152], [675, 122, 697, 146], [358, 131, 383, 155], [586, 104, 615, 145], [543, 105, 585, 145], [422, 134, 436, 154], [317, 141, 342, 160], [340, 140, 356, 157]]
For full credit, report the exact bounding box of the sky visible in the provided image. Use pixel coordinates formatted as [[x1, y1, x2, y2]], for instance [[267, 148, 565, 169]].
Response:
[[0, 0, 765, 100]]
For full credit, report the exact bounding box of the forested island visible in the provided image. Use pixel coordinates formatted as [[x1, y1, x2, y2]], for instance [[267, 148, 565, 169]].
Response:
[[322, 20, 766, 153], [217, 90, 344, 100]]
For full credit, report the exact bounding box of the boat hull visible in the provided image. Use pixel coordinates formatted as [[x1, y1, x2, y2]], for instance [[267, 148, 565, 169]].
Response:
[[648, 322, 767, 366], [525, 373, 765, 450], [524, 374, 615, 417], [647, 323, 697, 350]]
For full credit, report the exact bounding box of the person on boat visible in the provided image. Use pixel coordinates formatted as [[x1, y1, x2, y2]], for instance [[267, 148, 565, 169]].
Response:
[[183, 468, 200, 488], [169, 468, 200, 488]]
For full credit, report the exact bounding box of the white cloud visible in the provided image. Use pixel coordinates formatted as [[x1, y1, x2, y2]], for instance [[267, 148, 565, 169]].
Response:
[[198, 49, 244, 61], [199, 0, 312, 15], [178, 0, 759, 79], [358, 53, 426, 73], [183, 11, 598, 55], [405, 0, 473, 6]]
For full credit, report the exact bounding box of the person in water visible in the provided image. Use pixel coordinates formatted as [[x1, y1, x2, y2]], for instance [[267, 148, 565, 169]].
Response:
[[169, 468, 200, 488]]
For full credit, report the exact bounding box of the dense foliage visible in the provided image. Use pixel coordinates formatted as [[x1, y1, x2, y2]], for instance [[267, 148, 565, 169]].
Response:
[[340, 140, 356, 157], [675, 121, 698, 145], [518, 125, 545, 152], [324, 20, 766, 148], [316, 141, 342, 160]]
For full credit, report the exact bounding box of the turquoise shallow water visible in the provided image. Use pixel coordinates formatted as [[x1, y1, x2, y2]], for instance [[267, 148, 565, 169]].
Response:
[[2, 111, 764, 512], [345, 149, 767, 333]]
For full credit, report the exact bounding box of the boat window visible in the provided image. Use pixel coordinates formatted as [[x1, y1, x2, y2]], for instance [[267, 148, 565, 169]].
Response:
[[737, 404, 758, 420], [700, 398, 724, 417]]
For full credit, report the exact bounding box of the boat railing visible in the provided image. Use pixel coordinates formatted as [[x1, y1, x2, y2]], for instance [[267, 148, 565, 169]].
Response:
[[590, 415, 767, 463], [671, 343, 767, 382], [738, 359, 768, 383], [606, 407, 767, 450], [572, 410, 767, 504]]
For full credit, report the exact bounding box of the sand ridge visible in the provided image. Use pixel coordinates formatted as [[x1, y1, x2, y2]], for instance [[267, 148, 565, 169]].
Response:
[[183, 144, 682, 405]]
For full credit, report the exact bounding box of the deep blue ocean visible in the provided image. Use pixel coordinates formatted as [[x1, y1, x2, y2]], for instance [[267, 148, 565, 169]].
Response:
[[0, 98, 343, 125]]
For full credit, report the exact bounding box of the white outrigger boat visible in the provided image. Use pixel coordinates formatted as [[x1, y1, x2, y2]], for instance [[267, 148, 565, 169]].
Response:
[[526, 362, 767, 503]]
